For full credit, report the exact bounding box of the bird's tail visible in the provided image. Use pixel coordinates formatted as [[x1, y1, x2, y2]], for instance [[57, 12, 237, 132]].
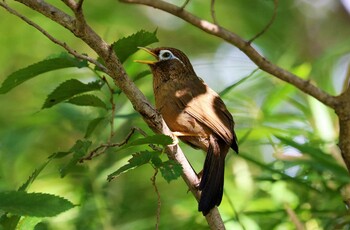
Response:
[[198, 135, 227, 216]]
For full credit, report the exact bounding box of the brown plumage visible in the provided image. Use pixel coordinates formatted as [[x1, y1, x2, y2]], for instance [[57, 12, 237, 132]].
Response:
[[136, 47, 238, 215]]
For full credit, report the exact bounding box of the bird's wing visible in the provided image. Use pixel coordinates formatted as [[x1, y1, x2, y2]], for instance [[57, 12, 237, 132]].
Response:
[[179, 82, 235, 146]]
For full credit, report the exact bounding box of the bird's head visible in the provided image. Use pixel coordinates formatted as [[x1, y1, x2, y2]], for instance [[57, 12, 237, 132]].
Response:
[[135, 47, 196, 76]]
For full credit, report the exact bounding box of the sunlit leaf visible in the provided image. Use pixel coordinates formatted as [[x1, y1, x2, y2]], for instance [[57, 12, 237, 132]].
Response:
[[0, 191, 75, 217], [18, 217, 43, 230], [0, 53, 88, 94]]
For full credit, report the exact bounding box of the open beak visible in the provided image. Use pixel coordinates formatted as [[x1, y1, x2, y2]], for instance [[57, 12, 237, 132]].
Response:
[[134, 47, 158, 65]]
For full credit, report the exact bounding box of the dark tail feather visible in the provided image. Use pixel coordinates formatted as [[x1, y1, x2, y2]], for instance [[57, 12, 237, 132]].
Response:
[[198, 136, 226, 216]]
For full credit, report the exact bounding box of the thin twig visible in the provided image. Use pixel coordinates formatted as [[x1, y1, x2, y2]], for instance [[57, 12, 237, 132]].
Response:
[[248, 0, 279, 43], [210, 0, 218, 25], [0, 1, 107, 72], [180, 0, 190, 10], [80, 127, 139, 162], [102, 76, 117, 143], [151, 169, 161, 230], [284, 203, 305, 230], [80, 127, 162, 162], [223, 189, 246, 230]]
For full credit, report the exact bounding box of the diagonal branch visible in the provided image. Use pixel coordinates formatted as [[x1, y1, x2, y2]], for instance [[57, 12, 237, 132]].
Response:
[[120, 0, 338, 109], [3, 0, 225, 228]]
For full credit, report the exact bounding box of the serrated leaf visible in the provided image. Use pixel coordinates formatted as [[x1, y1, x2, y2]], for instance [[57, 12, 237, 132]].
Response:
[[67, 94, 107, 109], [84, 117, 106, 138], [60, 140, 92, 177], [0, 53, 88, 94], [42, 79, 104, 109], [113, 30, 158, 63], [159, 160, 183, 183], [107, 151, 157, 181], [0, 191, 75, 217]]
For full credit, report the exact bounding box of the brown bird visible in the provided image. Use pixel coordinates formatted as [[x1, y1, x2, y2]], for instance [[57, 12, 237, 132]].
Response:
[[135, 47, 238, 215]]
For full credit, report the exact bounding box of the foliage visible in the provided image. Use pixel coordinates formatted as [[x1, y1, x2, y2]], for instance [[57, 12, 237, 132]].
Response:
[[1, 1, 350, 229]]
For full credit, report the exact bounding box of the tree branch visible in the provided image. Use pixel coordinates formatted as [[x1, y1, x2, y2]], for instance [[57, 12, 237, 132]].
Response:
[[120, 0, 338, 109], [4, 0, 224, 228]]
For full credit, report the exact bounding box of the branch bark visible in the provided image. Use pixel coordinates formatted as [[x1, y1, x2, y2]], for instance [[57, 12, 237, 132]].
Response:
[[3, 0, 225, 228]]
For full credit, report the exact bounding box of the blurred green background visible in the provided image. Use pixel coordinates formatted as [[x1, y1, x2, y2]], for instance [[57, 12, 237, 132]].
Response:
[[1, 0, 350, 229]]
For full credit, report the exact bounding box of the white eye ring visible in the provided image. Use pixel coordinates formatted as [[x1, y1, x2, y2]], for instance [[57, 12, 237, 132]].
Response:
[[159, 50, 174, 60]]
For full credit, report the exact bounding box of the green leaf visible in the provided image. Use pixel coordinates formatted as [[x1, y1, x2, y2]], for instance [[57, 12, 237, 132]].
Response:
[[107, 151, 157, 181], [49, 139, 92, 160], [0, 53, 88, 94], [67, 94, 107, 109], [60, 140, 92, 177], [18, 217, 43, 230], [151, 155, 163, 168], [42, 79, 104, 109], [159, 160, 183, 183], [0, 191, 75, 217], [220, 68, 258, 97], [239, 153, 320, 192], [84, 117, 106, 138], [133, 70, 151, 82], [126, 134, 173, 147], [113, 30, 158, 63], [0, 214, 21, 230]]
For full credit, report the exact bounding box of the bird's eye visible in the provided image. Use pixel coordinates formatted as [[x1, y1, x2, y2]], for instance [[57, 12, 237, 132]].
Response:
[[159, 50, 173, 60], [163, 52, 170, 58]]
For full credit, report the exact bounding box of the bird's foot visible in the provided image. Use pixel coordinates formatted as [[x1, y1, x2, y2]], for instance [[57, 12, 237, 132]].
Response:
[[169, 131, 197, 146], [168, 132, 180, 146]]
